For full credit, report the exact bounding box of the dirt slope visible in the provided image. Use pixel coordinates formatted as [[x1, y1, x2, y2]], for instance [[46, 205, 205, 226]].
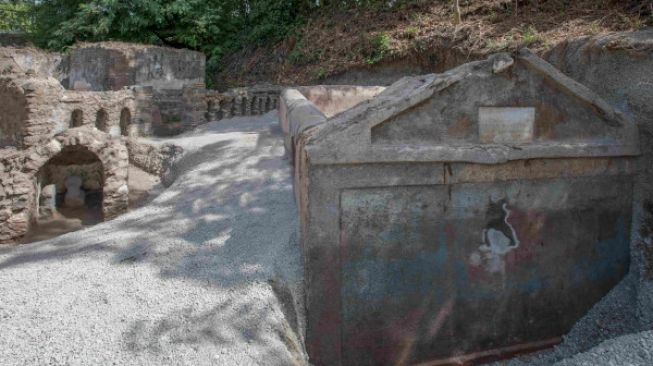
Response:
[[215, 0, 652, 87]]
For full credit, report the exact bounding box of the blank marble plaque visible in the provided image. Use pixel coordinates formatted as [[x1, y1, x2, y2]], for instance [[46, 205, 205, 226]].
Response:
[[479, 107, 535, 144]]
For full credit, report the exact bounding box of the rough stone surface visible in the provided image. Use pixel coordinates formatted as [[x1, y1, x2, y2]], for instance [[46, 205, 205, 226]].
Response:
[[206, 85, 281, 122], [65, 42, 205, 92], [545, 29, 653, 329], [126, 139, 183, 184], [0, 128, 129, 243]]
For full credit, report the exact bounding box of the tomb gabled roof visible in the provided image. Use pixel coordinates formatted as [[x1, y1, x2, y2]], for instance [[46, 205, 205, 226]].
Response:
[[302, 49, 639, 165]]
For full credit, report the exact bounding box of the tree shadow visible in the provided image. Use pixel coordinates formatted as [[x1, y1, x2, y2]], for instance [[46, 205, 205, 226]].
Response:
[[0, 113, 307, 364]]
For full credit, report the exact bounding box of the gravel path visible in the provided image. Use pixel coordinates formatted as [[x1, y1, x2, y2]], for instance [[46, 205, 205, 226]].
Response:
[[0, 113, 307, 366]]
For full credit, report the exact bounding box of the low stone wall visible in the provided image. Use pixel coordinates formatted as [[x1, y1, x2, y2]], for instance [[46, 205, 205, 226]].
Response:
[[296, 85, 385, 118], [126, 139, 183, 184], [279, 85, 384, 163], [278, 89, 328, 163], [150, 84, 206, 135], [206, 85, 281, 121]]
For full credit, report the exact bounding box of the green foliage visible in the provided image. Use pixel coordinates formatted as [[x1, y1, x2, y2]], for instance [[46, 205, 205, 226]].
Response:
[[315, 67, 326, 80], [521, 26, 542, 46], [28, 0, 313, 86], [365, 32, 391, 65], [0, 2, 34, 33], [21, 0, 414, 85]]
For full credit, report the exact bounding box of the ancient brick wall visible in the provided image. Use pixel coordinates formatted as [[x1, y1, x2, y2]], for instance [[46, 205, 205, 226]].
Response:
[[63, 42, 205, 136], [0, 77, 28, 148], [149, 84, 206, 135], [61, 90, 137, 137], [0, 128, 130, 243], [0, 148, 32, 242], [65, 42, 205, 91]]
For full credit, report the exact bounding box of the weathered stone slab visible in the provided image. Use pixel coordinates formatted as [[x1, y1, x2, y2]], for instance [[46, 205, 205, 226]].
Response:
[[478, 107, 535, 144]]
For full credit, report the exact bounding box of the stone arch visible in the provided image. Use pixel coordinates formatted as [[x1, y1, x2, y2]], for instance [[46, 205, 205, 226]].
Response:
[[36, 145, 105, 223], [23, 129, 129, 227], [95, 108, 109, 132], [119, 107, 132, 136], [70, 109, 84, 128]]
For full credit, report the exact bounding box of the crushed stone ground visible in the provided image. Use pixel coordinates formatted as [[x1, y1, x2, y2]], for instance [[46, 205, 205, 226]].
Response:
[[0, 113, 306, 366]]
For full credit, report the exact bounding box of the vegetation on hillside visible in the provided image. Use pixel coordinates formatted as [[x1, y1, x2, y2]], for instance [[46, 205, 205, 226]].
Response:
[[219, 0, 653, 86], [0, 0, 651, 87], [0, 0, 412, 86]]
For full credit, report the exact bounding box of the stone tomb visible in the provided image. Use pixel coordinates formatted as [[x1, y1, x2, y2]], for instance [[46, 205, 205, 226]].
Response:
[[289, 50, 640, 365]]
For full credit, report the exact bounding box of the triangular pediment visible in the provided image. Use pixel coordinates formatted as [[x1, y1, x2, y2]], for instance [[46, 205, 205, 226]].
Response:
[[304, 49, 639, 165]]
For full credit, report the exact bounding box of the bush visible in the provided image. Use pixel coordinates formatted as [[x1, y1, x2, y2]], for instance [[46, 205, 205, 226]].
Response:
[[365, 32, 391, 65], [0, 2, 34, 33]]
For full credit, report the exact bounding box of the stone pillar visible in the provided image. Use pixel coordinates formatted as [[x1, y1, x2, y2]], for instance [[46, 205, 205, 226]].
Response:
[[38, 184, 57, 219], [63, 176, 85, 208]]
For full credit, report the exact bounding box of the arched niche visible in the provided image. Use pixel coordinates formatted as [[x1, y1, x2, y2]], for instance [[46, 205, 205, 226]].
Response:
[[95, 109, 109, 132], [120, 108, 132, 137], [70, 109, 84, 128], [35, 144, 105, 225]]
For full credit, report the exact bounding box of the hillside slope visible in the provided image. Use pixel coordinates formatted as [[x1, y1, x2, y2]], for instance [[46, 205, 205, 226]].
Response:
[[215, 0, 652, 87]]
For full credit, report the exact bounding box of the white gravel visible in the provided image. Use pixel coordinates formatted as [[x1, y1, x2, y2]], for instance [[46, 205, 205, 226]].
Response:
[[0, 112, 307, 366]]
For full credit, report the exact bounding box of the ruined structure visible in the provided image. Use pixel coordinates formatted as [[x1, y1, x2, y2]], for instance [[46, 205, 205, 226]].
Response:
[[0, 41, 282, 244], [206, 85, 281, 122], [0, 43, 192, 243], [63, 42, 207, 136], [283, 50, 640, 365]]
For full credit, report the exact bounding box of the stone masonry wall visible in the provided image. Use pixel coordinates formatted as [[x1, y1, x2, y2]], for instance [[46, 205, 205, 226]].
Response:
[[206, 85, 280, 122], [0, 128, 129, 243], [65, 42, 205, 91], [126, 139, 183, 184], [0, 148, 32, 242], [150, 84, 206, 135]]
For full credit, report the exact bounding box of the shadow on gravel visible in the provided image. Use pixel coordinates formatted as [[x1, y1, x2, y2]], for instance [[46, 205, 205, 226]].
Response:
[[0, 116, 306, 364]]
